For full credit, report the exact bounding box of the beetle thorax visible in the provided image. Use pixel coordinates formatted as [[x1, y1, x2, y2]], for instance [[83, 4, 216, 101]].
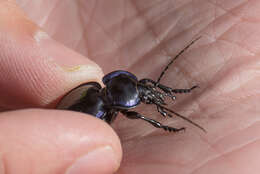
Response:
[[105, 74, 140, 108]]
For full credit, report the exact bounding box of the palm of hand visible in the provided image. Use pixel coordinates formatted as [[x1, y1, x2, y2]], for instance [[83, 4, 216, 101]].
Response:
[[20, 0, 260, 173]]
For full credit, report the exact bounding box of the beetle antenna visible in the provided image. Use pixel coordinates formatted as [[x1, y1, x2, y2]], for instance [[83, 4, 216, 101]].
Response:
[[156, 36, 202, 85], [158, 104, 206, 133]]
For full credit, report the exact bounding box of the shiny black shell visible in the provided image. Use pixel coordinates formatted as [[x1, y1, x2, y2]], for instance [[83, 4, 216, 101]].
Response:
[[57, 82, 106, 118], [103, 70, 140, 108]]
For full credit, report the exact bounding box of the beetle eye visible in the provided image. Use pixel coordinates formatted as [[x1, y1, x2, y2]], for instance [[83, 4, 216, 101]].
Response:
[[57, 82, 101, 110]]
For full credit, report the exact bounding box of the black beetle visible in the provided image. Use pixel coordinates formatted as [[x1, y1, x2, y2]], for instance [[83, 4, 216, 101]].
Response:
[[57, 37, 205, 132]]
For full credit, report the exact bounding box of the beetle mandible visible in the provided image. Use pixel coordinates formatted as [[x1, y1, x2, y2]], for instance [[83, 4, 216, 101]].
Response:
[[57, 37, 205, 132]]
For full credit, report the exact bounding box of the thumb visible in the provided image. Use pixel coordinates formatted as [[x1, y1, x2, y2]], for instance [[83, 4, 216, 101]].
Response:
[[0, 109, 122, 174]]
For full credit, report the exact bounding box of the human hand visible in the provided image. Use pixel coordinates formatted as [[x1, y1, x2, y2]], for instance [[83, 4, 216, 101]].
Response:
[[0, 1, 122, 174], [2, 0, 260, 174]]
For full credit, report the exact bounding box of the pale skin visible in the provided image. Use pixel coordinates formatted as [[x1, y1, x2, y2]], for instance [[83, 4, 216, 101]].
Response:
[[0, 0, 259, 174]]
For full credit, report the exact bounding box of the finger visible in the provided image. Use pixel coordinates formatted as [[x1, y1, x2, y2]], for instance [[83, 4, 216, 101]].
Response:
[[0, 109, 122, 174], [0, 0, 103, 110]]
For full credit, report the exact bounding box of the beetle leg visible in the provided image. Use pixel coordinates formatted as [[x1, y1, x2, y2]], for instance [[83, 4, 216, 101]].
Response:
[[157, 105, 173, 118], [170, 85, 199, 94], [157, 105, 167, 117], [140, 78, 198, 95], [158, 104, 206, 133], [121, 110, 185, 132]]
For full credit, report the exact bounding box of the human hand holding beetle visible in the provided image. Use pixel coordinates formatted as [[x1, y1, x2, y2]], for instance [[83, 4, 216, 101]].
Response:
[[1, 0, 260, 174], [0, 1, 122, 174]]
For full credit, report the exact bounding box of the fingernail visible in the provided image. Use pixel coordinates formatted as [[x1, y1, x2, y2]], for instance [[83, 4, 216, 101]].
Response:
[[66, 146, 120, 174]]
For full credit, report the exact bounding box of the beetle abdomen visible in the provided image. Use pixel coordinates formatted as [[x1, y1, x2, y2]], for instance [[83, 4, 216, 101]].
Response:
[[57, 82, 106, 118]]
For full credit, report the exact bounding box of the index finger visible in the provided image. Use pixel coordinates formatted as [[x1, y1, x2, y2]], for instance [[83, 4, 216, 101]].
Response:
[[0, 0, 103, 110]]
